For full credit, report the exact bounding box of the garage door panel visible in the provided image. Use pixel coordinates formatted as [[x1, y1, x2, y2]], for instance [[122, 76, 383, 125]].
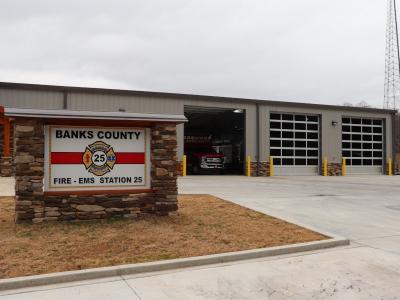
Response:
[[270, 113, 320, 176], [342, 117, 383, 175], [275, 166, 319, 176], [346, 166, 382, 175]]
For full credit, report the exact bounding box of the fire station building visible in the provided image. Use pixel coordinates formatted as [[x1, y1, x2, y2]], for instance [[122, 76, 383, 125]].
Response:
[[0, 82, 397, 177]]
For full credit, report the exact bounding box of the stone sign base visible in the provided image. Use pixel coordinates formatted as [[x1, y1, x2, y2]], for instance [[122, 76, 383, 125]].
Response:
[[14, 118, 179, 223]]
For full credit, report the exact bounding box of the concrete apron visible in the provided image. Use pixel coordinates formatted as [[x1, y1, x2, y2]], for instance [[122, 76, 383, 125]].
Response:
[[0, 235, 349, 291]]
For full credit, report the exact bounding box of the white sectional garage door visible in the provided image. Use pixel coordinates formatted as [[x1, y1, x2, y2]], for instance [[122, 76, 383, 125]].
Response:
[[270, 113, 320, 175], [342, 117, 384, 175]]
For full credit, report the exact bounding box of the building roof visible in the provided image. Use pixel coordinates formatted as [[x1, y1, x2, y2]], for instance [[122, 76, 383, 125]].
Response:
[[0, 81, 396, 115]]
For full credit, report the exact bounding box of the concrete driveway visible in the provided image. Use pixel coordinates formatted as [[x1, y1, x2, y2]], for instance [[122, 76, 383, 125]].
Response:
[[180, 176, 400, 253], [1, 176, 400, 299], [0, 177, 15, 196]]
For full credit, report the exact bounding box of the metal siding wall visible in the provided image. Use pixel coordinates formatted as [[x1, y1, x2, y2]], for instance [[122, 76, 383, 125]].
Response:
[[0, 86, 394, 167], [260, 104, 393, 166], [385, 116, 394, 162], [0, 88, 63, 109], [68, 93, 183, 114], [177, 124, 184, 159]]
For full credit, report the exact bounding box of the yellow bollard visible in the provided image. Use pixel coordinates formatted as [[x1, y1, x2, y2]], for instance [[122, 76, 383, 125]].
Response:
[[388, 158, 393, 176], [247, 155, 251, 177], [182, 155, 187, 177], [323, 157, 328, 176], [342, 157, 347, 176], [269, 156, 274, 177]]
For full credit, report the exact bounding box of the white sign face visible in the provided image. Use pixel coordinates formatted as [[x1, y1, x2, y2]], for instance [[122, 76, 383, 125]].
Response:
[[44, 126, 151, 191]]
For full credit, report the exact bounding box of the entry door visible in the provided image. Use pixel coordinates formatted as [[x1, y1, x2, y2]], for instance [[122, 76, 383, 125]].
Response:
[[270, 113, 320, 175], [342, 117, 384, 175]]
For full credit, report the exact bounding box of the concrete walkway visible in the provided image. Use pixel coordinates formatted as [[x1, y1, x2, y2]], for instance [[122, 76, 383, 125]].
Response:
[[0, 177, 14, 196], [1, 176, 400, 299]]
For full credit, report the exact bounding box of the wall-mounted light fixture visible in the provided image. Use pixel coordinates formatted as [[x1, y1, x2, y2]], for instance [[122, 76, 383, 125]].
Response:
[[233, 109, 243, 113], [331, 120, 338, 127]]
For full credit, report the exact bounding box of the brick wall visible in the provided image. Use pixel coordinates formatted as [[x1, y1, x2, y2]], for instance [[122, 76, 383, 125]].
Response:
[[14, 118, 178, 223]]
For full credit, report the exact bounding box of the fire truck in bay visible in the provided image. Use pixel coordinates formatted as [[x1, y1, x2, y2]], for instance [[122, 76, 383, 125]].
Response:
[[184, 135, 225, 174]]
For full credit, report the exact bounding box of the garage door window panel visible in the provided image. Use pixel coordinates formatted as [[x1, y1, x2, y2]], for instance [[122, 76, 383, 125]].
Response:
[[269, 112, 320, 167], [270, 131, 281, 138], [341, 117, 384, 167]]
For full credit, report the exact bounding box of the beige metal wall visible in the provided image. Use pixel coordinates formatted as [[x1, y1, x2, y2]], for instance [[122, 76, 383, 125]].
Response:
[[0, 88, 64, 109], [259, 105, 394, 167], [0, 87, 394, 170], [67, 92, 183, 114]]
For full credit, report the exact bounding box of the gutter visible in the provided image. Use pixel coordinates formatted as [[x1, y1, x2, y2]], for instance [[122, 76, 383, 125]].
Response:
[[3, 107, 188, 123]]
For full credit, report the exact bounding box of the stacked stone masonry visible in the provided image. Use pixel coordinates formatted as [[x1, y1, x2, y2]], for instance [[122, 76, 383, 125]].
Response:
[[246, 162, 270, 177], [14, 118, 178, 223], [328, 163, 342, 176], [0, 157, 13, 177]]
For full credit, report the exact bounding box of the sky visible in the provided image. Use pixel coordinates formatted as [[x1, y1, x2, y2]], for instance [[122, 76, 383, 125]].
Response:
[[0, 1, 388, 107]]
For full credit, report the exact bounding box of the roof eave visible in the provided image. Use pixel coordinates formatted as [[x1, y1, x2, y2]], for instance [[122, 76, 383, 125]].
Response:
[[3, 107, 188, 123]]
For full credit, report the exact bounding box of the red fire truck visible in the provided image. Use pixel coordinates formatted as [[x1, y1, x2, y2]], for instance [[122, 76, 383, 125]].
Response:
[[184, 135, 225, 174]]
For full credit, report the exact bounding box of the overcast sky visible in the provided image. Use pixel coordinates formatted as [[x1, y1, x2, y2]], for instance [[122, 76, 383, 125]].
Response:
[[0, 1, 387, 107]]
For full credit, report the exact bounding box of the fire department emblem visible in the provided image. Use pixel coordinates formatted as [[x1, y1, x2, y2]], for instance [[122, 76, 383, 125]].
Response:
[[83, 141, 116, 176]]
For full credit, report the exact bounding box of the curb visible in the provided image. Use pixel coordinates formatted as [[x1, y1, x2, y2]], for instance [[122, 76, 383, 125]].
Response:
[[0, 237, 349, 291]]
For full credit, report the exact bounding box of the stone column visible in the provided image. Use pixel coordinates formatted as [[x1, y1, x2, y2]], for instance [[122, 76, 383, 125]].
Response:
[[14, 119, 45, 223], [328, 163, 342, 176], [151, 124, 178, 215], [0, 157, 13, 177], [247, 161, 270, 177]]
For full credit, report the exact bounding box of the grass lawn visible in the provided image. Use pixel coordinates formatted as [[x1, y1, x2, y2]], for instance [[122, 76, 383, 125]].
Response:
[[0, 195, 326, 279]]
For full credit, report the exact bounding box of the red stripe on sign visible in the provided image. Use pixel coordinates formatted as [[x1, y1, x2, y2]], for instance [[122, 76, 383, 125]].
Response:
[[115, 153, 145, 164], [51, 152, 145, 164], [51, 152, 82, 164]]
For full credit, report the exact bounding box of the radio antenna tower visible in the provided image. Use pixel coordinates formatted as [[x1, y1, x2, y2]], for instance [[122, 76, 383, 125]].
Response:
[[384, 0, 400, 110]]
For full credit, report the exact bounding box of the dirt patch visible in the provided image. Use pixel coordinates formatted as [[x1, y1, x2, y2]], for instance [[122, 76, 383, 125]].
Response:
[[0, 195, 326, 279]]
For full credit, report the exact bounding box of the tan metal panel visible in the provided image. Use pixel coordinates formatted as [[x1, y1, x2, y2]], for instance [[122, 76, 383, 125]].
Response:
[[68, 93, 183, 114], [0, 88, 63, 109]]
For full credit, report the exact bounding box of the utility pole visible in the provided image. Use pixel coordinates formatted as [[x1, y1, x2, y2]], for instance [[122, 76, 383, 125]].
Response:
[[384, 0, 400, 110]]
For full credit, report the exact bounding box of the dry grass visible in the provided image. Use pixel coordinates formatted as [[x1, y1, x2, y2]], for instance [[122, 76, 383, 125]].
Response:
[[0, 195, 326, 279]]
